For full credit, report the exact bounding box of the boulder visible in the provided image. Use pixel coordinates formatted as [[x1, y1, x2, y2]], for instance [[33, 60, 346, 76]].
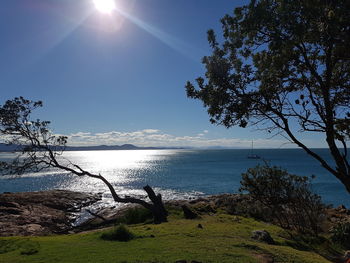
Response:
[[182, 205, 199, 219], [251, 230, 275, 244], [344, 251, 350, 259]]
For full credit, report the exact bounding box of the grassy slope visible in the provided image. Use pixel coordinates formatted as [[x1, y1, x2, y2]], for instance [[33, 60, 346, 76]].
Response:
[[0, 214, 335, 263]]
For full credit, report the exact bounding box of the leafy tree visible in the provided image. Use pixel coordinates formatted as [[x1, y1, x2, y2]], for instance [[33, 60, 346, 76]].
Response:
[[0, 97, 168, 224], [186, 0, 350, 192], [240, 165, 325, 235]]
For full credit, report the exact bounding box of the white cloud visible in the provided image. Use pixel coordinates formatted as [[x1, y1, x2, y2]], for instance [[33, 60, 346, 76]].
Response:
[[60, 128, 291, 148], [70, 132, 91, 137], [142, 129, 160, 134]]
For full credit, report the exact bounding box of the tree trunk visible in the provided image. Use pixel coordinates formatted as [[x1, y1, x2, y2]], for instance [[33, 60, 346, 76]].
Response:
[[143, 185, 168, 224], [335, 172, 350, 194]]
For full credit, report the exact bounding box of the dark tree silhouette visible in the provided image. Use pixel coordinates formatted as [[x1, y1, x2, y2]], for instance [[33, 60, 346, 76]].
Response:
[[186, 0, 350, 192], [0, 97, 167, 224]]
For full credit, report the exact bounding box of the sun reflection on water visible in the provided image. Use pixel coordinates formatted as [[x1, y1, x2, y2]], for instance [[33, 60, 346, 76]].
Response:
[[58, 150, 177, 194]]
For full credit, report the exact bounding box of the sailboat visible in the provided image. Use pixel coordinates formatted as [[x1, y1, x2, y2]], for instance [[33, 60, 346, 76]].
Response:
[[247, 140, 261, 159]]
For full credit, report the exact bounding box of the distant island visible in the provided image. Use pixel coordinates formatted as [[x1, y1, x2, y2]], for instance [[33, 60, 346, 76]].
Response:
[[0, 143, 185, 152]]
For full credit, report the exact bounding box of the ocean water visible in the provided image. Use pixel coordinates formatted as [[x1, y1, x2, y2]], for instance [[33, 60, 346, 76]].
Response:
[[0, 149, 349, 208]]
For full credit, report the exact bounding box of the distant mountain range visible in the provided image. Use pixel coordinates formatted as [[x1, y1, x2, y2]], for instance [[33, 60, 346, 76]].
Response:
[[0, 143, 184, 152]]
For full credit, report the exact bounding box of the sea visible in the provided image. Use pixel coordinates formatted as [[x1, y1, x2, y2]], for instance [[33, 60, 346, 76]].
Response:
[[0, 149, 349, 208]]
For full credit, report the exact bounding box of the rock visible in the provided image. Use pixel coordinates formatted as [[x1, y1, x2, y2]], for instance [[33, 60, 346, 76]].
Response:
[[337, 207, 348, 214], [191, 201, 216, 214], [26, 224, 44, 235], [325, 205, 350, 230], [0, 190, 101, 236], [164, 193, 249, 215], [251, 230, 275, 245], [254, 254, 274, 263], [0, 207, 22, 215], [182, 205, 199, 219], [330, 217, 338, 223], [0, 201, 20, 208], [344, 251, 350, 259], [337, 205, 347, 210]]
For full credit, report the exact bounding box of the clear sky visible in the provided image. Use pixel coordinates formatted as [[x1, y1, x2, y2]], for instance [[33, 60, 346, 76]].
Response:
[[0, 0, 325, 148]]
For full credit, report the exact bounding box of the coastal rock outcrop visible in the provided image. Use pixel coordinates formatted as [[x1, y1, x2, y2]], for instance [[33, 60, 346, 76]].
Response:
[[0, 190, 101, 236]]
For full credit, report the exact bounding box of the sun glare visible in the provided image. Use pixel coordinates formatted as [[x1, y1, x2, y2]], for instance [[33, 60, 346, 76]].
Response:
[[93, 0, 116, 14]]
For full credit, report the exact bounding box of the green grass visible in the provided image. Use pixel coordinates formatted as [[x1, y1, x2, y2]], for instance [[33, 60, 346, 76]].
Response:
[[0, 214, 339, 263]]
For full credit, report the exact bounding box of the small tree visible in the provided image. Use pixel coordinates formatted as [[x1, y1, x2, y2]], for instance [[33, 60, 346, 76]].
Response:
[[240, 165, 325, 235], [0, 97, 168, 224], [186, 0, 350, 193]]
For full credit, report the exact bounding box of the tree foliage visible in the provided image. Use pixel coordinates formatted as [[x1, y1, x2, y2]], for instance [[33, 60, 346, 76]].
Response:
[[240, 165, 325, 235], [330, 222, 350, 248], [0, 97, 168, 224], [186, 0, 350, 192]]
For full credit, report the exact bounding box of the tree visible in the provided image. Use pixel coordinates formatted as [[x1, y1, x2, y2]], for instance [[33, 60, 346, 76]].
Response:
[[240, 165, 325, 235], [186, 0, 350, 193], [0, 97, 168, 224]]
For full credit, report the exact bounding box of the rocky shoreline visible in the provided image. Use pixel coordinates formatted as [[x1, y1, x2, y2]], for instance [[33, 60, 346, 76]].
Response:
[[0, 190, 101, 236], [1, 190, 349, 237]]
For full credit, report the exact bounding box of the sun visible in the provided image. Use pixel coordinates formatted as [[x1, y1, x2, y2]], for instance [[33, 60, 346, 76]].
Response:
[[93, 0, 116, 14]]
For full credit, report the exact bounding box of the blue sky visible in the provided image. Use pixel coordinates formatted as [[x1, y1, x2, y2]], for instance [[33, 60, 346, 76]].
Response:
[[0, 0, 325, 148]]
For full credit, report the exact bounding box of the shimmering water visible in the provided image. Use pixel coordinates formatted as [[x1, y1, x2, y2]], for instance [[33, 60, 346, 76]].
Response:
[[0, 149, 349, 207]]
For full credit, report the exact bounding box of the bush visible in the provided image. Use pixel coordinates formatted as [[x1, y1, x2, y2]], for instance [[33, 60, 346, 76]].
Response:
[[233, 198, 273, 221], [101, 224, 135, 241], [117, 206, 153, 225], [240, 165, 325, 235], [330, 222, 350, 248]]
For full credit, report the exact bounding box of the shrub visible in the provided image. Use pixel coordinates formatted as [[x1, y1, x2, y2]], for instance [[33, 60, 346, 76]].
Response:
[[330, 222, 350, 248], [233, 198, 273, 221], [240, 165, 325, 235], [117, 206, 153, 225], [101, 224, 135, 241]]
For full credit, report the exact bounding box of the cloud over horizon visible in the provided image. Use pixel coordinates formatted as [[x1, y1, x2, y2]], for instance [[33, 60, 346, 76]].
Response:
[[62, 128, 293, 148]]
